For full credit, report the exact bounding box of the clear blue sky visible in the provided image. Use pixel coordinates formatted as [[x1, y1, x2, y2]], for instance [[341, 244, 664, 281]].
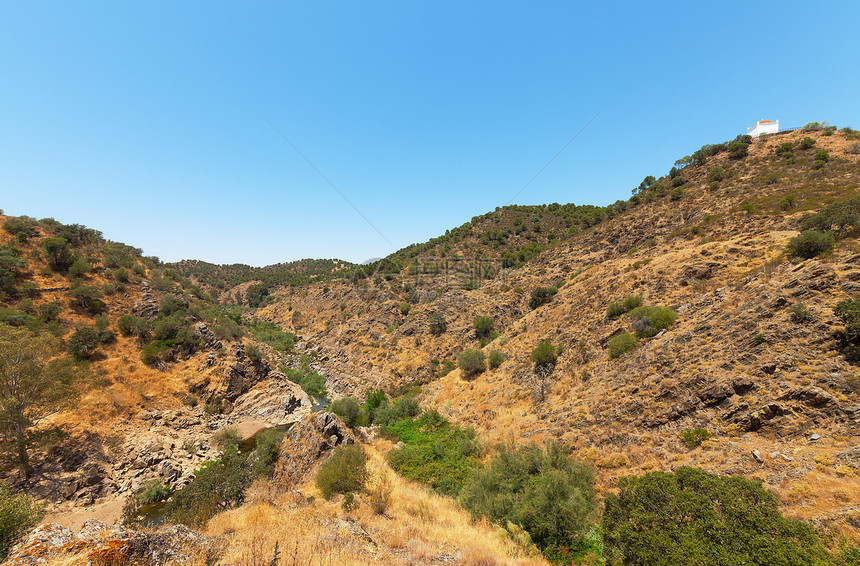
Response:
[[2, 2, 858, 266]]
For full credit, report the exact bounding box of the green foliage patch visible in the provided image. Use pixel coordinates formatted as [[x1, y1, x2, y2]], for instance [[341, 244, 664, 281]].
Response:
[[316, 444, 368, 499], [460, 442, 596, 552], [386, 410, 482, 496], [602, 467, 833, 566]]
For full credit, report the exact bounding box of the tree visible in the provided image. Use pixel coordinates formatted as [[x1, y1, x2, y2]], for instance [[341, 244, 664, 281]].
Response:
[[0, 327, 76, 480], [41, 238, 74, 272]]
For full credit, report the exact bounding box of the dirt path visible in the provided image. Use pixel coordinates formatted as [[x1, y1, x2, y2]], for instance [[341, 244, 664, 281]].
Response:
[[42, 496, 125, 531]]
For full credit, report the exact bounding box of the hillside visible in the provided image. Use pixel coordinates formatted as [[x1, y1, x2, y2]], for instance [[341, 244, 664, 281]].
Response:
[[260, 126, 860, 533], [1, 125, 860, 565]]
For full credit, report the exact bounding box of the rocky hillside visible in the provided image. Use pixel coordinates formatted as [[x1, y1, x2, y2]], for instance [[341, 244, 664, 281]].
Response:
[[260, 126, 860, 533]]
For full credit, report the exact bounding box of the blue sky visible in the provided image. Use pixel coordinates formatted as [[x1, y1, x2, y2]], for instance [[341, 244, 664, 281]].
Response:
[[2, 2, 858, 266]]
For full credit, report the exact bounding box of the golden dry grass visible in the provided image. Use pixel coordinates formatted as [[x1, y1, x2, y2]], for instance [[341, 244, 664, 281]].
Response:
[[195, 439, 547, 566]]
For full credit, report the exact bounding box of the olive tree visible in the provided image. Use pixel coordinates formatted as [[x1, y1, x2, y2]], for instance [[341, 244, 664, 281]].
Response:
[[0, 327, 76, 480]]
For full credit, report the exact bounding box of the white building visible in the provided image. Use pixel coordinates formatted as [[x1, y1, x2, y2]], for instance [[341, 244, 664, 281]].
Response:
[[747, 119, 779, 137]]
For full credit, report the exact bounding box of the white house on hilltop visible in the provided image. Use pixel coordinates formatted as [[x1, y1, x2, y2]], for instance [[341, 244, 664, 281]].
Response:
[[747, 119, 779, 137]]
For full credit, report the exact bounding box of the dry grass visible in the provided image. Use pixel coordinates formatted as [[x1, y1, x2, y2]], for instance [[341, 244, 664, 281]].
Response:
[[193, 440, 546, 566]]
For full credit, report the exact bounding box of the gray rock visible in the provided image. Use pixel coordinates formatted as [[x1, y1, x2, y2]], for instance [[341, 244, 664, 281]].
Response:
[[751, 449, 764, 463], [810, 433, 821, 441]]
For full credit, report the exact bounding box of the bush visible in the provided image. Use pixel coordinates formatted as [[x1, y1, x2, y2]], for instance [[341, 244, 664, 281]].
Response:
[[117, 315, 149, 339], [814, 150, 830, 162], [629, 306, 678, 338], [428, 312, 447, 335], [37, 302, 62, 322], [602, 467, 832, 566], [799, 137, 816, 149], [368, 476, 392, 515], [113, 267, 129, 282], [386, 411, 481, 496], [371, 396, 420, 426], [66, 285, 106, 314], [707, 166, 725, 183], [213, 426, 241, 450], [606, 295, 642, 319], [458, 348, 486, 378], [680, 427, 711, 449], [0, 481, 43, 560], [161, 444, 252, 527], [779, 193, 796, 210], [67, 257, 90, 278], [488, 350, 505, 369], [473, 316, 494, 338], [790, 302, 814, 323], [67, 326, 114, 360], [787, 230, 835, 258], [460, 442, 596, 551], [608, 331, 638, 359], [531, 340, 558, 371], [1, 218, 37, 240], [331, 397, 362, 428], [727, 139, 749, 159], [399, 303, 410, 316], [528, 286, 558, 310], [835, 298, 860, 342], [315, 444, 368, 499], [800, 196, 860, 233]]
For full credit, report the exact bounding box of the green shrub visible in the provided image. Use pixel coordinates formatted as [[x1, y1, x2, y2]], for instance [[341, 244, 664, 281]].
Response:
[[790, 302, 814, 323], [727, 139, 749, 159], [799, 137, 816, 149], [113, 267, 129, 282], [528, 286, 558, 310], [66, 285, 106, 314], [315, 444, 368, 499], [213, 426, 241, 450], [386, 410, 481, 496], [531, 340, 558, 371], [133, 478, 171, 506], [67, 257, 90, 278], [629, 306, 678, 338], [117, 315, 150, 340], [835, 298, 860, 341], [460, 442, 596, 551], [488, 350, 505, 369], [814, 149, 830, 163], [669, 187, 684, 201], [787, 230, 835, 258], [331, 397, 362, 428], [779, 193, 796, 210], [608, 331, 638, 359], [473, 316, 494, 338], [457, 348, 486, 378], [602, 467, 832, 566], [2, 217, 37, 240], [707, 166, 725, 183], [775, 141, 795, 157], [37, 302, 62, 323], [428, 312, 447, 335], [372, 396, 420, 426], [680, 427, 710, 449], [285, 356, 327, 399], [67, 326, 114, 360], [799, 196, 860, 233], [606, 295, 642, 319], [161, 444, 251, 527], [399, 303, 411, 316], [0, 481, 43, 560]]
